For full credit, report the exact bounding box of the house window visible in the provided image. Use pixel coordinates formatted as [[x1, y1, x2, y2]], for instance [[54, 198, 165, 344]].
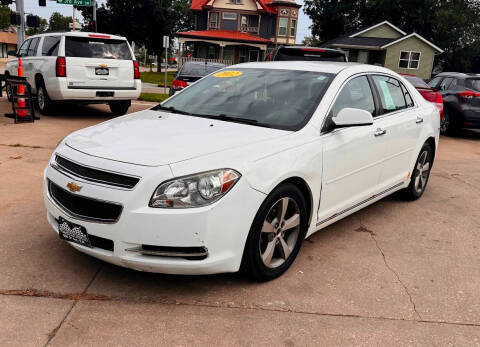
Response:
[[0, 43, 7, 58], [399, 51, 421, 69], [223, 12, 237, 20], [290, 19, 297, 37], [209, 12, 218, 29], [278, 18, 288, 36], [229, 0, 242, 4]]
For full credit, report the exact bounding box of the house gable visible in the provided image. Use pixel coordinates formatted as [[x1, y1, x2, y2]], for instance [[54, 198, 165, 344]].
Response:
[[351, 21, 406, 39], [212, 0, 259, 12]]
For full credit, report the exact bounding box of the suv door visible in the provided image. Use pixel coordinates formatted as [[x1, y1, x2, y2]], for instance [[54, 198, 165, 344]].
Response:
[[23, 37, 40, 88], [318, 75, 384, 226], [370, 75, 422, 191]]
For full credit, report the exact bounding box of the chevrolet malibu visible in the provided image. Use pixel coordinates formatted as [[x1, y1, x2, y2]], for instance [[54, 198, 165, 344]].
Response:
[[44, 62, 439, 280]]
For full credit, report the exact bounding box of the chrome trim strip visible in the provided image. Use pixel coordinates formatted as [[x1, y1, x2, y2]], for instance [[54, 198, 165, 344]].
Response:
[[316, 182, 404, 226], [47, 180, 123, 224], [125, 246, 208, 258], [54, 154, 141, 190]]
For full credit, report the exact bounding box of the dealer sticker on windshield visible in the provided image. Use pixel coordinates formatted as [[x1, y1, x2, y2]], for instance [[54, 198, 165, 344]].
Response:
[[214, 71, 243, 78]]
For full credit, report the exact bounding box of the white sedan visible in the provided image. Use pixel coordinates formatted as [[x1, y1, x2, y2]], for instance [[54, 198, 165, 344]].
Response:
[[43, 62, 439, 280]]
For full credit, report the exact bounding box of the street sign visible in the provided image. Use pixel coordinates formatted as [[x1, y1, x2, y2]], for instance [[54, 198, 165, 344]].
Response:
[[57, 0, 91, 6], [163, 36, 169, 49], [69, 22, 82, 29]]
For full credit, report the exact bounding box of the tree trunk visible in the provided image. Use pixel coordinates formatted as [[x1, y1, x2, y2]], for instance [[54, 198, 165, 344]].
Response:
[[157, 51, 162, 73]]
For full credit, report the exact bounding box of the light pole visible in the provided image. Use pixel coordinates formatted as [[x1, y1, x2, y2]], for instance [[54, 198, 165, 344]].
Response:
[[16, 0, 25, 46]]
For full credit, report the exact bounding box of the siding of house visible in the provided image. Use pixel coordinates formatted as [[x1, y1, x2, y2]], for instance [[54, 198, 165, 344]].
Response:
[[359, 25, 403, 39], [384, 36, 436, 79], [212, 0, 258, 11]]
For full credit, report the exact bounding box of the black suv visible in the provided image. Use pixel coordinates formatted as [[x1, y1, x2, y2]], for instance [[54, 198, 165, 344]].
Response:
[[428, 72, 480, 134], [267, 46, 347, 62]]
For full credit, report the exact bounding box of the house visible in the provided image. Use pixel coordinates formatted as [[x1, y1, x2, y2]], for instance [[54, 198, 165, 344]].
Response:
[[0, 31, 18, 63], [176, 0, 301, 65], [324, 21, 443, 79]]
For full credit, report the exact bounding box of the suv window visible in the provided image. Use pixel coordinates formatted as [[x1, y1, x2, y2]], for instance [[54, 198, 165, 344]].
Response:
[[65, 37, 132, 60], [18, 39, 30, 57], [439, 77, 454, 91], [27, 37, 39, 56], [42, 36, 61, 56], [428, 76, 442, 89], [372, 75, 407, 114]]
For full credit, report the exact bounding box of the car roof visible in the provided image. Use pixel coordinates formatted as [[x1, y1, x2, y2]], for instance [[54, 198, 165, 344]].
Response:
[[279, 46, 344, 53], [230, 61, 393, 75], [27, 31, 127, 41], [436, 72, 480, 79]]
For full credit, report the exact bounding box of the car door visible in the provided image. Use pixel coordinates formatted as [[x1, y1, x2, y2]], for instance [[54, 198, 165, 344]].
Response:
[[369, 75, 422, 191], [23, 37, 40, 88], [317, 75, 384, 226]]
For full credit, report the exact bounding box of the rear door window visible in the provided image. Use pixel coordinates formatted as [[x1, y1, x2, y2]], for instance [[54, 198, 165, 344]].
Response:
[[466, 79, 480, 91], [42, 36, 61, 56], [371, 75, 407, 114], [65, 37, 132, 60], [27, 38, 39, 56]]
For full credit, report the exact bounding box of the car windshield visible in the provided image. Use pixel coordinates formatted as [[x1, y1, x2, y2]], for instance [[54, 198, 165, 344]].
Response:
[[65, 37, 132, 60], [466, 78, 480, 91], [404, 75, 430, 89], [158, 68, 333, 130], [180, 63, 225, 77], [276, 48, 346, 62]]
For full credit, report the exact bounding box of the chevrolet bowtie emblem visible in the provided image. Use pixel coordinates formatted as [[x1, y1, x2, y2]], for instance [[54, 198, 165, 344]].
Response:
[[99, 63, 107, 68], [66, 182, 82, 193]]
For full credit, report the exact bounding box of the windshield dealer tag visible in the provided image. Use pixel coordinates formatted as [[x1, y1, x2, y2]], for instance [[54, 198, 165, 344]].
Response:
[[214, 71, 243, 78]]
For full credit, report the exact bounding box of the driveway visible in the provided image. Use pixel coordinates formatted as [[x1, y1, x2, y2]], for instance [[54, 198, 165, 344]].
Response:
[[1, 98, 479, 346]]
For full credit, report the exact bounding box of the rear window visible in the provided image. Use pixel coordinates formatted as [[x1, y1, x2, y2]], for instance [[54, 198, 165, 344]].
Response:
[[275, 48, 346, 62], [466, 79, 480, 91], [180, 63, 225, 77], [65, 37, 132, 60], [403, 75, 430, 89]]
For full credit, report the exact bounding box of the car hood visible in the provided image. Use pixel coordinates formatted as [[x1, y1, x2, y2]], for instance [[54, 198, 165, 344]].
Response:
[[66, 109, 290, 166]]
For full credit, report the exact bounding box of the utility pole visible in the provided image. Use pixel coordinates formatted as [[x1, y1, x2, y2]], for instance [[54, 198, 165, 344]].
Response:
[[16, 0, 25, 47], [72, 6, 76, 31], [92, 0, 97, 32]]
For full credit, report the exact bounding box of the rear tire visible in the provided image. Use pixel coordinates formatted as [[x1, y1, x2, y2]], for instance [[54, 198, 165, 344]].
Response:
[[400, 143, 433, 201], [109, 100, 131, 116], [241, 183, 308, 281], [37, 82, 52, 115], [440, 110, 459, 136]]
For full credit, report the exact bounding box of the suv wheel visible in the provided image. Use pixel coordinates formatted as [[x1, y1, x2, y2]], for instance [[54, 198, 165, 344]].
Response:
[[37, 83, 52, 114], [109, 100, 131, 116], [241, 183, 308, 281], [400, 143, 433, 201]]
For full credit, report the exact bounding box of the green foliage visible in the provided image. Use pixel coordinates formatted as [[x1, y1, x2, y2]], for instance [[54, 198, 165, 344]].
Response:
[[138, 93, 170, 102], [0, 5, 11, 30], [26, 18, 48, 35], [140, 71, 177, 85], [303, 0, 480, 72], [302, 36, 321, 47], [48, 12, 73, 32]]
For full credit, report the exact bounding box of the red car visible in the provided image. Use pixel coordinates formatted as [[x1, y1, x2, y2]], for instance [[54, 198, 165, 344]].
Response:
[[401, 74, 444, 119]]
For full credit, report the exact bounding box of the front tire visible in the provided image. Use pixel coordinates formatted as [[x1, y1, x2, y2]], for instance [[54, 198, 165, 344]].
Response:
[[241, 183, 308, 281], [109, 100, 131, 116], [400, 143, 433, 201]]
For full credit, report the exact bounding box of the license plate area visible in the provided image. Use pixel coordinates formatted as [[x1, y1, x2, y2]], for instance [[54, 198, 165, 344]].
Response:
[[58, 217, 92, 248], [96, 91, 114, 97], [95, 67, 109, 76]]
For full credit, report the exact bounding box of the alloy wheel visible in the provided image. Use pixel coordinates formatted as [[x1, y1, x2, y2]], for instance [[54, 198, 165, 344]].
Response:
[[259, 197, 301, 268], [440, 113, 449, 133], [38, 87, 45, 110], [414, 150, 430, 194]]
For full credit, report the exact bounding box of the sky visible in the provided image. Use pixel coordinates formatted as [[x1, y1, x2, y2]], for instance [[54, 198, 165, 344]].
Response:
[[14, 0, 312, 43]]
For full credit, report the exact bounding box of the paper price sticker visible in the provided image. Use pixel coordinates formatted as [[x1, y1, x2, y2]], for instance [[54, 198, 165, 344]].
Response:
[[214, 71, 243, 78]]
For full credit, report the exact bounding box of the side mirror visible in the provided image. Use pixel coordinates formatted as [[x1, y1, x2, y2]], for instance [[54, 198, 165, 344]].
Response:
[[332, 108, 374, 128], [7, 50, 18, 57]]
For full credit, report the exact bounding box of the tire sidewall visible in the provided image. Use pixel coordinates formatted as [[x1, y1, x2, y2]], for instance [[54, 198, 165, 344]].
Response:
[[408, 143, 433, 200], [242, 183, 308, 281]]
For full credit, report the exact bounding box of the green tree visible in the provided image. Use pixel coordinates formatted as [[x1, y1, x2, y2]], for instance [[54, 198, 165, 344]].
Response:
[[48, 12, 73, 32], [26, 18, 48, 35], [302, 36, 321, 47], [0, 5, 11, 30]]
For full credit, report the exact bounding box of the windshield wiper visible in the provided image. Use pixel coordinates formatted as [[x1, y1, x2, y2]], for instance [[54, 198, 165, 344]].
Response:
[[153, 105, 192, 115], [205, 114, 259, 125]]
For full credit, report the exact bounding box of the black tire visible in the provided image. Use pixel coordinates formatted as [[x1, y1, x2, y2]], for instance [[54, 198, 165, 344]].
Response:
[[37, 81, 53, 115], [440, 110, 459, 136], [241, 183, 308, 281], [109, 100, 131, 116], [400, 143, 434, 201]]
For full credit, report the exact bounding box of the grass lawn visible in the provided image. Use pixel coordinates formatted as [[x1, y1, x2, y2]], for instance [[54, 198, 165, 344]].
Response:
[[140, 71, 177, 86], [138, 93, 170, 103]]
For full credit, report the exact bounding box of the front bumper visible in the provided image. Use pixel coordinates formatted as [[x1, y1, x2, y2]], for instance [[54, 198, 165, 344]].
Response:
[[43, 147, 265, 275]]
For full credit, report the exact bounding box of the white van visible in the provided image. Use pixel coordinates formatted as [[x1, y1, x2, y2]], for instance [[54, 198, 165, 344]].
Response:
[[6, 32, 141, 115]]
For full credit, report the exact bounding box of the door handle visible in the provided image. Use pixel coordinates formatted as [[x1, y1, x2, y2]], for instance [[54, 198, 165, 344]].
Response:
[[374, 128, 387, 136], [416, 116, 424, 124]]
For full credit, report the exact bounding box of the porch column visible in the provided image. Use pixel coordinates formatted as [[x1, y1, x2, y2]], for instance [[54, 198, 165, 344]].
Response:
[[219, 43, 226, 61]]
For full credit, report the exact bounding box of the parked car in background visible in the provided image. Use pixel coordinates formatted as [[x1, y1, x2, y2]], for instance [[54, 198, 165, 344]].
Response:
[[427, 72, 480, 134], [170, 61, 226, 96], [401, 74, 444, 120], [6, 32, 141, 116], [44, 62, 439, 280], [267, 46, 347, 62]]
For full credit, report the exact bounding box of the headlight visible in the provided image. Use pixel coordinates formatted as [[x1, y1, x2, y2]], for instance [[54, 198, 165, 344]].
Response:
[[149, 169, 241, 208]]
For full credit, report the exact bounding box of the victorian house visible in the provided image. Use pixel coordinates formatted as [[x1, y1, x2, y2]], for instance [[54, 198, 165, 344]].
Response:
[[176, 0, 301, 65]]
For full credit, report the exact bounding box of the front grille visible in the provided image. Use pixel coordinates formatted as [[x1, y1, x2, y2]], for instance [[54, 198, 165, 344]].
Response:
[[55, 155, 140, 189], [125, 245, 208, 260], [48, 180, 123, 223]]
